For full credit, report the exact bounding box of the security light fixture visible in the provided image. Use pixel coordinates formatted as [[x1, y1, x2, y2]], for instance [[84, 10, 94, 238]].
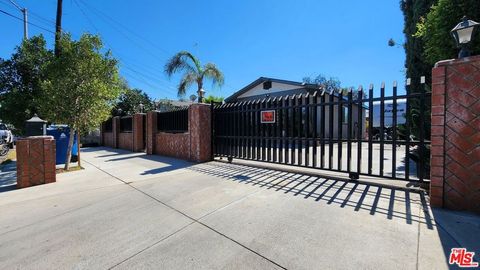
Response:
[[451, 16, 479, 58], [198, 88, 205, 103]]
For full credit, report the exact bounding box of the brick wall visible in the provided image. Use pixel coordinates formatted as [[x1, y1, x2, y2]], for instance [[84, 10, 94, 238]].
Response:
[[118, 132, 133, 151], [133, 114, 145, 152], [112, 116, 120, 148], [100, 114, 145, 152], [16, 136, 56, 188], [147, 104, 212, 162], [189, 104, 212, 162], [103, 132, 114, 148], [155, 132, 190, 160], [146, 111, 157, 155], [430, 55, 480, 214]]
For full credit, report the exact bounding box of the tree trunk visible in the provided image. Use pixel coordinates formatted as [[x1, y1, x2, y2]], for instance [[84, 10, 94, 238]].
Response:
[[64, 128, 74, 170], [197, 81, 203, 103], [77, 132, 81, 168]]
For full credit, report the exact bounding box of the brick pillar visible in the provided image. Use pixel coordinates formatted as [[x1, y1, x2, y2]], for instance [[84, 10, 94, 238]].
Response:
[[430, 55, 480, 214], [112, 116, 120, 149], [189, 104, 212, 162], [133, 113, 145, 152], [99, 123, 104, 146], [146, 111, 157, 155], [16, 136, 56, 188]]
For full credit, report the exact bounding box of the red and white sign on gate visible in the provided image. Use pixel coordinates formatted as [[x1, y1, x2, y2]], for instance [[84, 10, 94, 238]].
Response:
[[261, 110, 275, 123]]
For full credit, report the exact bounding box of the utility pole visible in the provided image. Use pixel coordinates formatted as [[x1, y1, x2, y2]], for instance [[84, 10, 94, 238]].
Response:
[[54, 0, 63, 56], [9, 0, 27, 39]]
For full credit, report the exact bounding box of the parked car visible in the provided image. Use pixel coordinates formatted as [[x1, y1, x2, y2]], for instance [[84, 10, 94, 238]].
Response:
[[0, 123, 13, 147]]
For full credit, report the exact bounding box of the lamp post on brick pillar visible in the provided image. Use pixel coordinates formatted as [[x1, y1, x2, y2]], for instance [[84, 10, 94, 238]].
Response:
[[451, 16, 479, 58]]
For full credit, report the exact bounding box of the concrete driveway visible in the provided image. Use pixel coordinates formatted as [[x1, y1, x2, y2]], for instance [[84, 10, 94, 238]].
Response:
[[0, 147, 477, 269]]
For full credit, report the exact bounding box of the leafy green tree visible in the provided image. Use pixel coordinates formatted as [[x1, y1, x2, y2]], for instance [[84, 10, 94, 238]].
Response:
[[0, 36, 53, 134], [154, 99, 178, 112], [302, 74, 364, 99], [40, 33, 123, 170], [112, 87, 154, 116], [414, 0, 480, 65], [165, 51, 224, 101], [203, 95, 224, 104], [399, 0, 437, 92], [302, 74, 341, 92]]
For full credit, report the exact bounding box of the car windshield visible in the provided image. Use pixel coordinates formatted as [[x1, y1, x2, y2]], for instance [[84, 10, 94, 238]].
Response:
[[0, 124, 6, 130]]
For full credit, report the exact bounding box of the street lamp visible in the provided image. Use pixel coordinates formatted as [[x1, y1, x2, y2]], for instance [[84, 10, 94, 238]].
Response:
[[451, 16, 479, 58], [198, 88, 205, 103]]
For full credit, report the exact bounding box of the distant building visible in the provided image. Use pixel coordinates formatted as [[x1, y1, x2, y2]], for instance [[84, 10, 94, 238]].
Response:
[[154, 99, 193, 112], [225, 77, 366, 139], [371, 99, 407, 128]]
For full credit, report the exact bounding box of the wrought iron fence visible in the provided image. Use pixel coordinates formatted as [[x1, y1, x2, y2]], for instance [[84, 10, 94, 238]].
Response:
[[103, 118, 113, 132], [213, 81, 431, 182], [157, 107, 189, 133], [120, 116, 133, 132]]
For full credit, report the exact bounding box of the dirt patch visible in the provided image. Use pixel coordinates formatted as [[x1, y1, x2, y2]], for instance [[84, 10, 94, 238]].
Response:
[[56, 166, 84, 174], [0, 149, 16, 166]]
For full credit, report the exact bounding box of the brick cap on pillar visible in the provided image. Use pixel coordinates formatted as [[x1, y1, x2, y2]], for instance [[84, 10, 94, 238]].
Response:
[[191, 103, 212, 107], [435, 55, 480, 67], [19, 135, 54, 140]]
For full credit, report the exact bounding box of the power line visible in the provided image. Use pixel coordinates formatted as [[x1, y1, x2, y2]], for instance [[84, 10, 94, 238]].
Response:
[[78, 0, 171, 57], [0, 0, 55, 29], [73, 0, 178, 96], [76, 0, 168, 63], [77, 0, 232, 96], [0, 8, 55, 34]]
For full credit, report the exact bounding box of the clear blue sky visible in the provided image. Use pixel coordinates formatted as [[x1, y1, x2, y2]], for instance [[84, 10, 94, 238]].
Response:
[[0, 0, 406, 99]]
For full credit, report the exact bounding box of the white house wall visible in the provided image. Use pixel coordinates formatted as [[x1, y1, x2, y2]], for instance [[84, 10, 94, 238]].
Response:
[[238, 82, 300, 98], [312, 94, 366, 139]]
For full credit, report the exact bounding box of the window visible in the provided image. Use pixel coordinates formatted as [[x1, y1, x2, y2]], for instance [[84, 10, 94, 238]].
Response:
[[343, 106, 349, 123]]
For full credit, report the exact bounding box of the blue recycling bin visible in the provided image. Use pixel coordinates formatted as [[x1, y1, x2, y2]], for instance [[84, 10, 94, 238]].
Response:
[[46, 125, 78, 165]]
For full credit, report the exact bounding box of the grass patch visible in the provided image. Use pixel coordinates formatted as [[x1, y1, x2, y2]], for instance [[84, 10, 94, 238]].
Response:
[[0, 149, 16, 166], [56, 165, 84, 174]]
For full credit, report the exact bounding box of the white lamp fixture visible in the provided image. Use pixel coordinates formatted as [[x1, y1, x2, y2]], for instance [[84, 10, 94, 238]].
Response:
[[451, 16, 479, 58], [198, 88, 205, 103]]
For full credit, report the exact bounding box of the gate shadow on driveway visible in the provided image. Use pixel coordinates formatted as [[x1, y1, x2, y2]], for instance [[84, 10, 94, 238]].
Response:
[[188, 162, 434, 229]]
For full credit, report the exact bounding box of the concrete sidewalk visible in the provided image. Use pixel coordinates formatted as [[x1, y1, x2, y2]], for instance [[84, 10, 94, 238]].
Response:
[[0, 147, 478, 269]]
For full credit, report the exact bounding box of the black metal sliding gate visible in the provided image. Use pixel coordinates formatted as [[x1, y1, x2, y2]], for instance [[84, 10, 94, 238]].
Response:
[[213, 81, 431, 182]]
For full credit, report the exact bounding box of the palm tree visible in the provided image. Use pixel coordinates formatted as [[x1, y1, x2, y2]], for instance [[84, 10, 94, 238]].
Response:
[[165, 51, 224, 102]]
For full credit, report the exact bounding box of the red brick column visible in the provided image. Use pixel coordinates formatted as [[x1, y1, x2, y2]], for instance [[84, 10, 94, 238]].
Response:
[[430, 55, 480, 213], [16, 136, 56, 188], [99, 123, 104, 146], [189, 104, 212, 162], [112, 116, 120, 149], [146, 111, 157, 155], [133, 113, 145, 152]]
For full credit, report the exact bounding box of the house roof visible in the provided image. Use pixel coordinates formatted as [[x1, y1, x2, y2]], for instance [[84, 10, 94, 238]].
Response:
[[155, 99, 193, 107], [225, 77, 318, 102]]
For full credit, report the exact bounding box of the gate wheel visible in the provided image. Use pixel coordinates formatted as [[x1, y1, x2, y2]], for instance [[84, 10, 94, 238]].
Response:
[[227, 157, 233, 163], [349, 172, 359, 180]]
